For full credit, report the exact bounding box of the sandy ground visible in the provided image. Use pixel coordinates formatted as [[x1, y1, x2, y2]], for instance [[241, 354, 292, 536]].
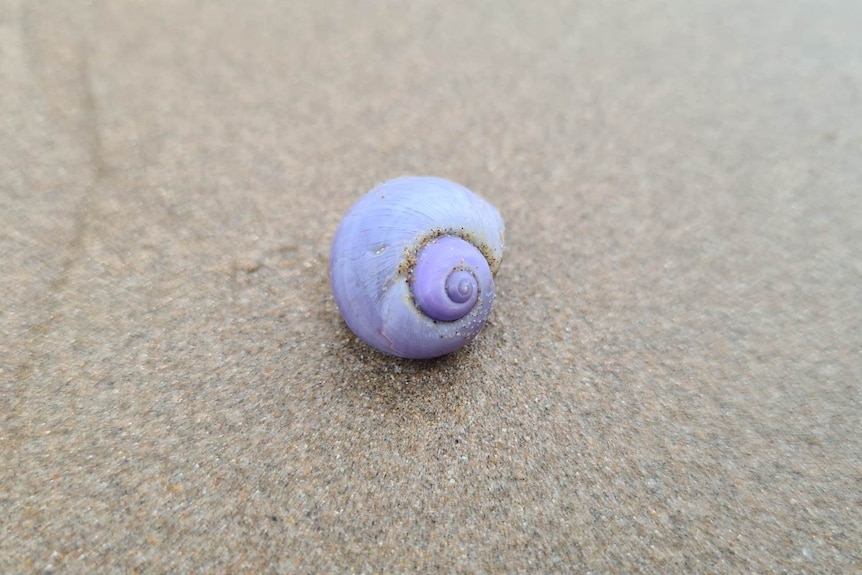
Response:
[[2, 0, 860, 572]]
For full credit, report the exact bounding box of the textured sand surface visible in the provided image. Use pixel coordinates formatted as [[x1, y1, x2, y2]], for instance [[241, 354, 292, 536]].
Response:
[[2, 0, 861, 573]]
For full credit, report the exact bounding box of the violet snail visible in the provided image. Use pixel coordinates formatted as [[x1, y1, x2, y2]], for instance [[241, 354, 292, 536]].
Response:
[[329, 176, 505, 359]]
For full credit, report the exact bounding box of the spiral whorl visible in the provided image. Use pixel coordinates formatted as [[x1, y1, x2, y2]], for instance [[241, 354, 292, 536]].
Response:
[[410, 236, 489, 322]]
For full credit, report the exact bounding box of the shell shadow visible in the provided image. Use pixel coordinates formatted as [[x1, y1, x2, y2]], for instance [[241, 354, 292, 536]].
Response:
[[330, 323, 484, 420]]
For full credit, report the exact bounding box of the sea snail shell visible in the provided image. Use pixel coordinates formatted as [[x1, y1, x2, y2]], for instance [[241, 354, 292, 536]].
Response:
[[329, 176, 505, 359]]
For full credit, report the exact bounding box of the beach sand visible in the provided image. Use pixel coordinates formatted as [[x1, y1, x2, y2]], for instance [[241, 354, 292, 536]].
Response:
[[2, 1, 860, 572]]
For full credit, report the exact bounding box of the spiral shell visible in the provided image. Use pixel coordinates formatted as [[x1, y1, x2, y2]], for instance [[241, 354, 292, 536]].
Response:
[[329, 176, 504, 359]]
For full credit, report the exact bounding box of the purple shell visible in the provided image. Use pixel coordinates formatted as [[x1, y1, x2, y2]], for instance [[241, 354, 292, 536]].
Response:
[[329, 176, 505, 359]]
